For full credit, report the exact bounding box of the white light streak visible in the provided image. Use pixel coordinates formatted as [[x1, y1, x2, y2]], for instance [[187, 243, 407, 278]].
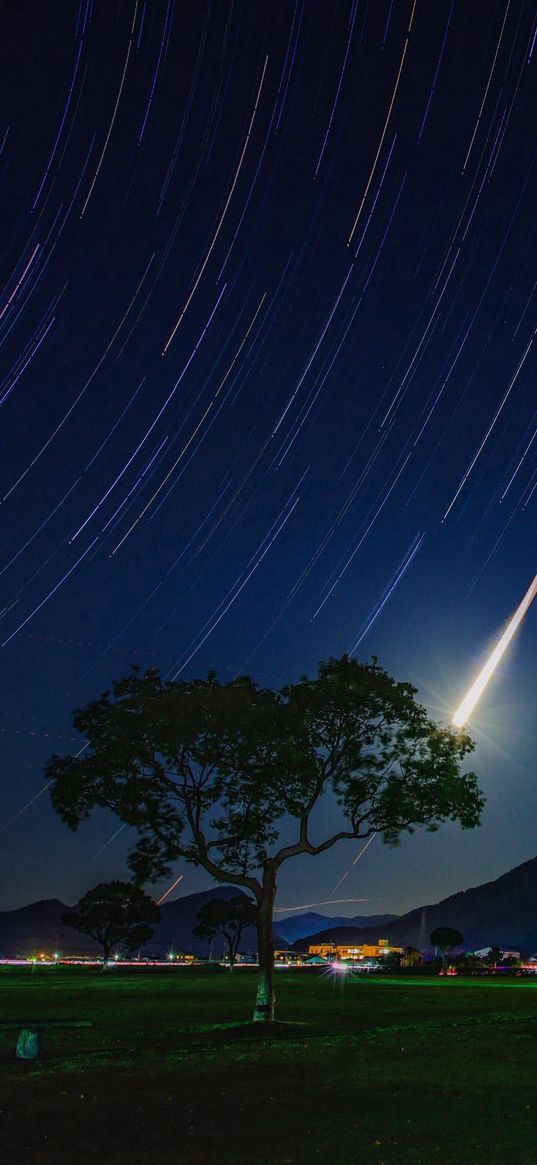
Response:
[[330, 834, 377, 894], [452, 570, 537, 727], [274, 898, 370, 913]]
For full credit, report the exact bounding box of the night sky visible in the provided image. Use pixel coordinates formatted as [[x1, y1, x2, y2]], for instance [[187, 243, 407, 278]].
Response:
[[3, 0, 537, 917]]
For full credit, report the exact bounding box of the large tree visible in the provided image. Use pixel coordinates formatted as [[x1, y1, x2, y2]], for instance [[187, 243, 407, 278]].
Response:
[[193, 895, 258, 967], [47, 656, 483, 1021], [62, 880, 159, 963]]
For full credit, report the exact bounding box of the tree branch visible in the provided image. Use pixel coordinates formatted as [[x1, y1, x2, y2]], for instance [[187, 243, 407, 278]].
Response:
[[274, 827, 372, 866], [181, 783, 262, 896]]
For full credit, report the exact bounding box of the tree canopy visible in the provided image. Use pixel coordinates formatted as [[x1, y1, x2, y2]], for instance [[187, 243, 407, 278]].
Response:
[[62, 880, 160, 962], [193, 895, 258, 966], [430, 927, 464, 948], [430, 926, 464, 969], [48, 655, 483, 1018]]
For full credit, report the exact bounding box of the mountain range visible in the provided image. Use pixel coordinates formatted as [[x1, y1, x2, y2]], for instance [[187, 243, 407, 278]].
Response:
[[293, 855, 537, 953], [274, 911, 398, 943], [0, 888, 398, 958], [0, 886, 258, 959], [4, 855, 537, 958]]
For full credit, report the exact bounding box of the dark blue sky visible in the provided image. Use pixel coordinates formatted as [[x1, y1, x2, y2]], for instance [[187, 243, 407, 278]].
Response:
[[2, 0, 537, 916]]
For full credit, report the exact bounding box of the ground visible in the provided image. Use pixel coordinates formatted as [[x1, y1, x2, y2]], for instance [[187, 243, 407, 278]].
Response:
[[2, 966, 537, 1163]]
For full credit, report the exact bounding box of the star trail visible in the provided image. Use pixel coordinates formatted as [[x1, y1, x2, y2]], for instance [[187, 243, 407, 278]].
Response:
[[3, 0, 537, 913]]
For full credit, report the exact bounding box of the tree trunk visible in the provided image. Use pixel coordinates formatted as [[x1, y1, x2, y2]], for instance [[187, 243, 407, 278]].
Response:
[[252, 874, 276, 1023]]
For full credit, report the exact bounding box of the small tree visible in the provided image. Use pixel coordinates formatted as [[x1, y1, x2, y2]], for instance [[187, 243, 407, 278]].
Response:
[[455, 952, 480, 970], [62, 881, 159, 963], [402, 946, 421, 967], [382, 949, 403, 969], [193, 895, 258, 967], [485, 945, 502, 967], [430, 926, 464, 970], [47, 656, 483, 1021]]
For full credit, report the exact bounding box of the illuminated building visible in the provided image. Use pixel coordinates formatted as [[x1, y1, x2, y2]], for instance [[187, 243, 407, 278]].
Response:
[[307, 938, 404, 961]]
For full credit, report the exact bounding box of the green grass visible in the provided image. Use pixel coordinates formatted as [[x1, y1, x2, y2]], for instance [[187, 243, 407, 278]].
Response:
[[2, 967, 537, 1163]]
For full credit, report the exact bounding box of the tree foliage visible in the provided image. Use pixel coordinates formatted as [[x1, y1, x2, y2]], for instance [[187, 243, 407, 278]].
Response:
[[402, 946, 422, 966], [193, 895, 258, 966], [48, 655, 483, 1018], [430, 926, 464, 969], [481, 945, 505, 967], [62, 880, 159, 962]]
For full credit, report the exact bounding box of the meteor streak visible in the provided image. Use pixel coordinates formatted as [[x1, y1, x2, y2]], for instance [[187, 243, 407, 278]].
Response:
[[452, 571, 537, 727], [156, 874, 184, 906], [273, 898, 370, 913]]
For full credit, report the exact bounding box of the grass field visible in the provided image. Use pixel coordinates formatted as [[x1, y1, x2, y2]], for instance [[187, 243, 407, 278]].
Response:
[[2, 967, 537, 1163]]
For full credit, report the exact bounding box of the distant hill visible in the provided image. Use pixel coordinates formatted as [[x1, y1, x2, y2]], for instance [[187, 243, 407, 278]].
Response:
[[144, 887, 265, 958], [293, 856, 537, 953], [7, 857, 537, 959], [275, 911, 398, 943], [0, 898, 82, 958], [0, 887, 285, 959]]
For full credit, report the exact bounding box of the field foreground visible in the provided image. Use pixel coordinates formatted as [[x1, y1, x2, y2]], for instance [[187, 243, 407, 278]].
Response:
[[1, 968, 537, 1163]]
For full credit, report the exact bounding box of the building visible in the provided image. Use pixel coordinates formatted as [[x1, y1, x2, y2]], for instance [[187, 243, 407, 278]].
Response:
[[307, 938, 404, 961], [274, 949, 307, 965], [473, 947, 521, 960]]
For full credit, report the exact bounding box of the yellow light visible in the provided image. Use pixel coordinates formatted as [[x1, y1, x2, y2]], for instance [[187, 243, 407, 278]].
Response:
[[452, 571, 537, 727]]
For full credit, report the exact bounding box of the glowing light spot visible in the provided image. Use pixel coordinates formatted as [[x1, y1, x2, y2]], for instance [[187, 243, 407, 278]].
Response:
[[452, 571, 537, 727]]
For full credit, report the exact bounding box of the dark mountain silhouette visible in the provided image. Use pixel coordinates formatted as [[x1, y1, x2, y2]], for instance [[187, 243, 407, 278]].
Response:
[[293, 856, 537, 953], [143, 886, 265, 957], [6, 856, 537, 959], [275, 911, 398, 943], [0, 898, 81, 958], [0, 886, 284, 958]]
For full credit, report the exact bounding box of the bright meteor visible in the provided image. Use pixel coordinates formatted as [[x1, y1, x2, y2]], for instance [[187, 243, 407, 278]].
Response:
[[452, 571, 537, 727]]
